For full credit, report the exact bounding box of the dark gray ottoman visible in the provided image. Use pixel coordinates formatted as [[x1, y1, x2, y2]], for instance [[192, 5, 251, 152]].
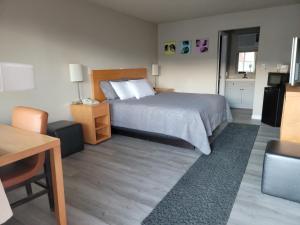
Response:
[[262, 140, 300, 203], [47, 120, 84, 158]]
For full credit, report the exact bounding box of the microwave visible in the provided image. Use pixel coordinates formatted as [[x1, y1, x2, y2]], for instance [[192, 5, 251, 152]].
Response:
[[267, 73, 289, 87]]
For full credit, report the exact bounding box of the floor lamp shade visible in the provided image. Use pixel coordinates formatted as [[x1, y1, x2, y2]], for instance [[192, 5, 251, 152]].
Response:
[[0, 63, 35, 92], [69, 64, 83, 82], [0, 180, 13, 224]]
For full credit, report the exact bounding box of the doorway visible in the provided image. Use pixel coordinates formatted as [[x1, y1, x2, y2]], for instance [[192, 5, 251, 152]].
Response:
[[217, 27, 260, 110]]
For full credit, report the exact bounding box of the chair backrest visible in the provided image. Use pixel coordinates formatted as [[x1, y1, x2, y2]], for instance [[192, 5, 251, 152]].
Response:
[[1, 107, 49, 189], [12, 106, 48, 134]]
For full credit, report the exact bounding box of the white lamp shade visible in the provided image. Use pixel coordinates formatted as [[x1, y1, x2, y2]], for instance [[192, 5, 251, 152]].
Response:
[[69, 64, 83, 82], [0, 180, 13, 224], [152, 64, 159, 76], [0, 63, 35, 92]]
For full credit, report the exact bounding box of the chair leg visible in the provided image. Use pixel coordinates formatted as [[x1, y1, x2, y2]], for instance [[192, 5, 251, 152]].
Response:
[[44, 153, 54, 211], [5, 168, 54, 209], [25, 183, 33, 195]]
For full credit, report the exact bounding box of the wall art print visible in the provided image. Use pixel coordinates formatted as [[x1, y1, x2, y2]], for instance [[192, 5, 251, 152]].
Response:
[[196, 39, 209, 53], [180, 40, 191, 54], [164, 41, 176, 55]]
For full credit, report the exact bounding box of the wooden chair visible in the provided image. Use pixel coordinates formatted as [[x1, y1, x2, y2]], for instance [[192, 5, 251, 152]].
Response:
[[0, 106, 54, 209]]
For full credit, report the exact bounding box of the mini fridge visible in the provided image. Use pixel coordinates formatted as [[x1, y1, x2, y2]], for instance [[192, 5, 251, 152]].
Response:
[[261, 73, 289, 127], [261, 87, 285, 127]]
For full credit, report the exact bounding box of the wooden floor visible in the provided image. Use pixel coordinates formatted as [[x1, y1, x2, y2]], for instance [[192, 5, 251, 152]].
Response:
[[4, 109, 300, 225], [228, 109, 300, 225]]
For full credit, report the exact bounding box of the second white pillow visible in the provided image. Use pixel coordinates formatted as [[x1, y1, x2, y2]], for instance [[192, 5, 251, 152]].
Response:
[[127, 79, 155, 99], [110, 81, 135, 100]]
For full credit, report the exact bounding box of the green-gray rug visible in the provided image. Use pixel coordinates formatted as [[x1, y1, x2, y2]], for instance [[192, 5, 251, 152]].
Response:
[[142, 123, 259, 225]]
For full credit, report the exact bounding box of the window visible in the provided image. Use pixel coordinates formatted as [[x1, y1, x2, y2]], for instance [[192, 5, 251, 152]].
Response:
[[237, 51, 256, 73]]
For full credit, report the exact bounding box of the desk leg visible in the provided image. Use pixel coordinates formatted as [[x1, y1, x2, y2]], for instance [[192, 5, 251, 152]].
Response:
[[50, 146, 67, 225]]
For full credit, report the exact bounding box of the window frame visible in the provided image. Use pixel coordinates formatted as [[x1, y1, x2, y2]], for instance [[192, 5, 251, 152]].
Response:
[[236, 51, 257, 74]]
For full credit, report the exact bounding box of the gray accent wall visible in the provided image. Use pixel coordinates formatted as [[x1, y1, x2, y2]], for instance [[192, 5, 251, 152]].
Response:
[[158, 4, 300, 119], [0, 0, 157, 123]]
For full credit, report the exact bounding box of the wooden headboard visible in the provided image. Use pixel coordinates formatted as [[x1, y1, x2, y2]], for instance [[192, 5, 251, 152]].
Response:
[[91, 68, 147, 102]]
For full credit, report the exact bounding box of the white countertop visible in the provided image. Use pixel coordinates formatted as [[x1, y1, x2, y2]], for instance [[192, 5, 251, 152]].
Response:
[[226, 78, 255, 82]]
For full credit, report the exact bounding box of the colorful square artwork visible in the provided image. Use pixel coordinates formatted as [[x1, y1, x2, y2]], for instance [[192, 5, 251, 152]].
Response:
[[164, 41, 176, 55], [180, 40, 191, 54], [196, 39, 209, 53]]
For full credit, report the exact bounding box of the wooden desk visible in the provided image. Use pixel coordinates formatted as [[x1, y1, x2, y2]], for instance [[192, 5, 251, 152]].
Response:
[[0, 125, 67, 225], [280, 84, 300, 143]]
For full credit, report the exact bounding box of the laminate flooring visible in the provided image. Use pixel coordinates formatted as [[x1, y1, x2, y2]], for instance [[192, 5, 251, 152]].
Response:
[[4, 109, 300, 225]]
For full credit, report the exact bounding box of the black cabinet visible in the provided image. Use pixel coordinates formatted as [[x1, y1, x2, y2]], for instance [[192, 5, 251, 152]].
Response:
[[261, 87, 285, 127], [47, 121, 84, 158]]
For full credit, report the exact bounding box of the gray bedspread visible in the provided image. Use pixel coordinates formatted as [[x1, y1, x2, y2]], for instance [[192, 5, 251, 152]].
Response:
[[109, 92, 232, 155]]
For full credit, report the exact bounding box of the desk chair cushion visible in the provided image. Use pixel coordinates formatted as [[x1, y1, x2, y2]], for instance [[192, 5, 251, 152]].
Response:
[[0, 153, 45, 188]]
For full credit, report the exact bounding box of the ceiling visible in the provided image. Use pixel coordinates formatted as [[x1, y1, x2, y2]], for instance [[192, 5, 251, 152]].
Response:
[[87, 0, 299, 23]]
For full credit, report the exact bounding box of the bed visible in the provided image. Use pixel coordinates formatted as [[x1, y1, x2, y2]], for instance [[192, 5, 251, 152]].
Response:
[[91, 68, 231, 155]]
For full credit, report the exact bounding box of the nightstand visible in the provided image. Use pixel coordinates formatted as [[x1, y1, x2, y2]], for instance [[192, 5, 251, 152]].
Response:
[[154, 88, 175, 93], [70, 103, 111, 144]]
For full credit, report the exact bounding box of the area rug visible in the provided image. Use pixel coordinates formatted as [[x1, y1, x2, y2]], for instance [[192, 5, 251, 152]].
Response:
[[142, 123, 259, 225]]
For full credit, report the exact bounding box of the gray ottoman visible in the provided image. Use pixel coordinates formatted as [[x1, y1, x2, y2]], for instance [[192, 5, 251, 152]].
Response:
[[262, 140, 300, 203]]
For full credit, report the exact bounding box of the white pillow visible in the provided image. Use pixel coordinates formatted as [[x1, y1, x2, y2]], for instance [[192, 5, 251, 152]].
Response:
[[110, 81, 135, 100], [127, 79, 155, 99]]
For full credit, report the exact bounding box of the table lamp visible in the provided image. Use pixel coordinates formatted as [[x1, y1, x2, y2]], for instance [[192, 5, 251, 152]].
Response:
[[69, 64, 83, 104], [152, 64, 160, 88]]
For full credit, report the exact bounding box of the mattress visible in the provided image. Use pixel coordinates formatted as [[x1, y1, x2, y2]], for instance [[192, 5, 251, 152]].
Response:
[[108, 92, 232, 155]]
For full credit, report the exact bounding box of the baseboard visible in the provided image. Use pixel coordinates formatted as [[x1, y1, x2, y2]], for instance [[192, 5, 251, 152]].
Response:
[[251, 114, 262, 120]]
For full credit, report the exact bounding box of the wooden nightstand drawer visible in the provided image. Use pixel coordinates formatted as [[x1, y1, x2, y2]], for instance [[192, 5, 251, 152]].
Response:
[[92, 103, 109, 117]]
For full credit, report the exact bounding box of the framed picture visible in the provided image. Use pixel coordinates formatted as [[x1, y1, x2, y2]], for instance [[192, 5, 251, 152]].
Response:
[[180, 40, 191, 54], [164, 41, 176, 55], [196, 39, 209, 53]]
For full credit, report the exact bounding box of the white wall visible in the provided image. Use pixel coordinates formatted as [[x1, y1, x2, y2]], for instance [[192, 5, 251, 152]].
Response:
[[158, 4, 300, 119], [0, 0, 157, 123]]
